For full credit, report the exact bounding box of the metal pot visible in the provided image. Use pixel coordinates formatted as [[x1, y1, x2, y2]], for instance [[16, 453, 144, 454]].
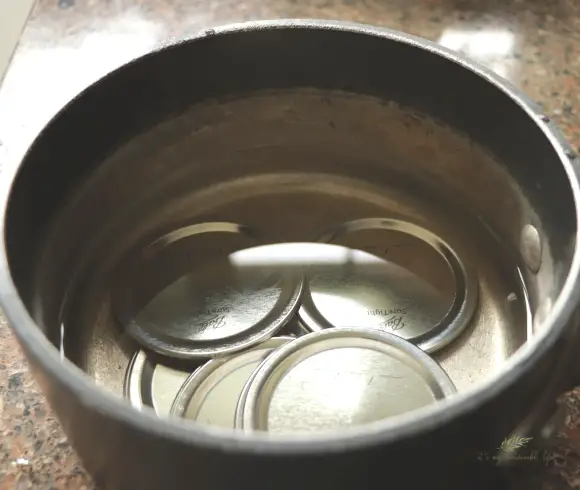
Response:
[[1, 20, 579, 490]]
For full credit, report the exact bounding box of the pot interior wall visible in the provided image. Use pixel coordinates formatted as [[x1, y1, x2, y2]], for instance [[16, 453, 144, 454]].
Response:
[[3, 28, 576, 423]]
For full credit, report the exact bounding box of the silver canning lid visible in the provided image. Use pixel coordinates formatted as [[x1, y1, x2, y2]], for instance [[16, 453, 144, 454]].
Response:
[[236, 328, 457, 433], [170, 336, 294, 428], [112, 222, 303, 359], [297, 218, 478, 353], [124, 351, 192, 417]]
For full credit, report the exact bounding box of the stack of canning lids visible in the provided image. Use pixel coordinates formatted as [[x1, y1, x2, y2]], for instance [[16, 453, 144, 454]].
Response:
[[115, 219, 478, 433]]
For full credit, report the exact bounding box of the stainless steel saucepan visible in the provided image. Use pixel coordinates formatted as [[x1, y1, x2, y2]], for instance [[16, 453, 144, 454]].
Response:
[[1, 20, 579, 490]]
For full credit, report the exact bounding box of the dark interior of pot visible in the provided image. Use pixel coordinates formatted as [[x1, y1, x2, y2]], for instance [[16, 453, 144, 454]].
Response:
[[4, 26, 577, 434]]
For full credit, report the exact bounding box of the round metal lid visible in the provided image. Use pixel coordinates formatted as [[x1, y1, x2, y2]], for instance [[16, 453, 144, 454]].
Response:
[[112, 222, 303, 359], [170, 336, 293, 428], [124, 351, 192, 417], [298, 218, 478, 353], [236, 328, 457, 433]]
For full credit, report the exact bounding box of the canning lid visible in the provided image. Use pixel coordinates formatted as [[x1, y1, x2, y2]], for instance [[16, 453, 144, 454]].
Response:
[[124, 350, 192, 417], [112, 222, 303, 359], [170, 336, 294, 428], [297, 218, 478, 353], [236, 328, 457, 433]]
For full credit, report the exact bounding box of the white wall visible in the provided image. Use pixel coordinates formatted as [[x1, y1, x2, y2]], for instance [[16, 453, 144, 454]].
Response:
[[0, 0, 36, 84]]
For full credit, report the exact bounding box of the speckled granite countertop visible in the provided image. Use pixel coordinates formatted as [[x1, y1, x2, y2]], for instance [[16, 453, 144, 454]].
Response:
[[1, 0, 580, 488]]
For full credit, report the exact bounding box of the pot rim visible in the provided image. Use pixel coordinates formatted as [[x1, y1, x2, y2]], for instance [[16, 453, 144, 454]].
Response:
[[1, 18, 580, 455]]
